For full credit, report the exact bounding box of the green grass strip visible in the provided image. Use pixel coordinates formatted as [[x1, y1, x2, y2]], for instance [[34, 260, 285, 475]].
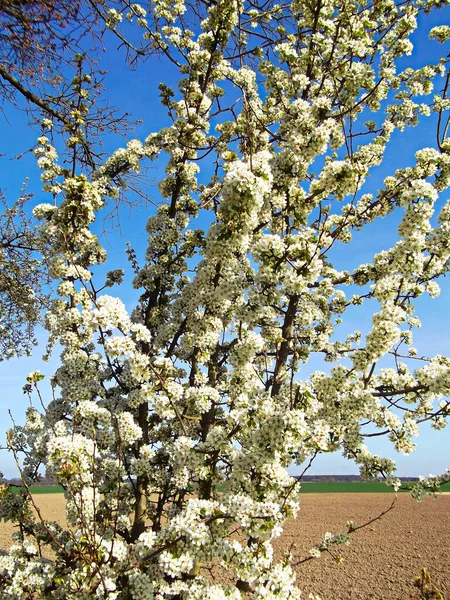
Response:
[[300, 481, 404, 493], [28, 486, 64, 494], [7, 480, 450, 495]]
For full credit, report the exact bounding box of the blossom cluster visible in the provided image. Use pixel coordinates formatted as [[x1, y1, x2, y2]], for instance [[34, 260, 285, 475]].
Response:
[[2, 0, 450, 598]]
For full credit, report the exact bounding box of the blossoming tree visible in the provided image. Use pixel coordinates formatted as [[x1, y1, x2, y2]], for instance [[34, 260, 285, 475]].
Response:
[[1, 0, 450, 597]]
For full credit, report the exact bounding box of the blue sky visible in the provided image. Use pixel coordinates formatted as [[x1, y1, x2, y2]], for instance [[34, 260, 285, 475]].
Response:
[[0, 6, 449, 479]]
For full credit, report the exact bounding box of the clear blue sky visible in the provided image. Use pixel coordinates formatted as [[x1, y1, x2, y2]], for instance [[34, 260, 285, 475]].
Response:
[[0, 7, 449, 479]]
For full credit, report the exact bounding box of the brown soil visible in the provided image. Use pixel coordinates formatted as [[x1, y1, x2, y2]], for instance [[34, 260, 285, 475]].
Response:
[[280, 493, 450, 600], [0, 493, 448, 599], [0, 494, 67, 557]]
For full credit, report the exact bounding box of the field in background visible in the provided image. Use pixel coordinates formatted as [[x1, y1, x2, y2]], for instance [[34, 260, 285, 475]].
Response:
[[26, 486, 64, 494], [301, 481, 404, 493], [299, 481, 450, 493], [1, 493, 448, 599], [15, 480, 449, 495]]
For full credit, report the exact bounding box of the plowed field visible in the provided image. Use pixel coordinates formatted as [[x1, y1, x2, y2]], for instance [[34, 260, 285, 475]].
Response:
[[277, 493, 450, 599], [1, 493, 448, 599]]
